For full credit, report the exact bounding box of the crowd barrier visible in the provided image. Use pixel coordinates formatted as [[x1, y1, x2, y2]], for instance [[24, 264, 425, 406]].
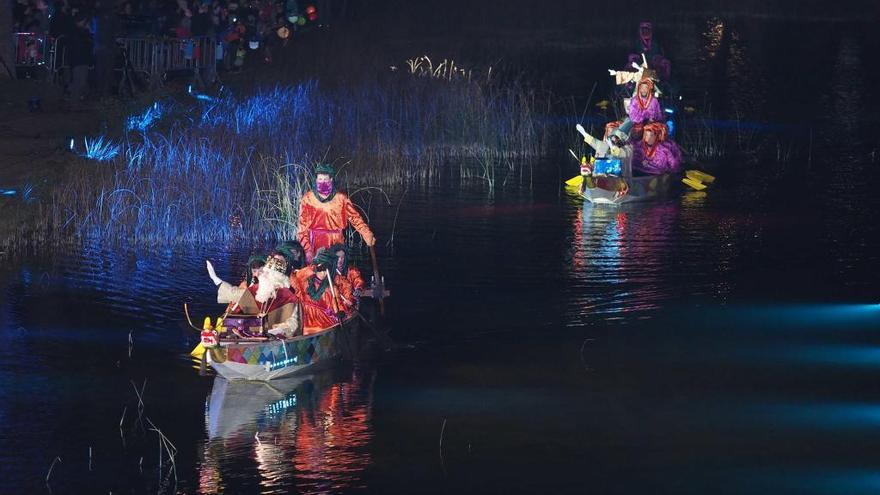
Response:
[[119, 35, 217, 88], [11, 33, 216, 89]]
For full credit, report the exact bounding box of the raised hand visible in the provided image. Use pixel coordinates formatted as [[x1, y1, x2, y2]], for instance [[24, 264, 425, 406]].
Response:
[[206, 260, 222, 286]]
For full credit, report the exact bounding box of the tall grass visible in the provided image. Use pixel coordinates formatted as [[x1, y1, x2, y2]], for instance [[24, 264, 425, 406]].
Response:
[[9, 74, 552, 248]]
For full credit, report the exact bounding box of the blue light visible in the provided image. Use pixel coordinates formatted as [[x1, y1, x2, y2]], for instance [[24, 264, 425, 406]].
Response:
[[69, 138, 75, 150], [666, 119, 675, 136], [594, 158, 621, 175], [0, 189, 16, 196], [785, 345, 880, 368], [743, 468, 880, 495], [126, 101, 163, 132], [267, 355, 299, 371], [266, 394, 298, 415], [81, 135, 120, 161], [726, 304, 880, 330], [663, 107, 674, 114], [21, 183, 33, 201], [188, 84, 193, 94], [752, 402, 880, 429]]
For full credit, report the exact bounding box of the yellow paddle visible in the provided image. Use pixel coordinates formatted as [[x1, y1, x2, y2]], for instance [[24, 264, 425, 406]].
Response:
[[682, 169, 716, 191], [566, 175, 584, 187], [686, 170, 716, 184], [682, 177, 707, 191], [564, 149, 594, 187]]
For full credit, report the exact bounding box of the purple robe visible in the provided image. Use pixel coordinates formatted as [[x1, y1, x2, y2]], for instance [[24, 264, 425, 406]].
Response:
[[628, 95, 663, 125], [633, 140, 682, 175]]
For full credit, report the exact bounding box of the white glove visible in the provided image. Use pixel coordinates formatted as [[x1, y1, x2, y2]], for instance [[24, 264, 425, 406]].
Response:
[[206, 260, 222, 286], [607, 69, 617, 76]]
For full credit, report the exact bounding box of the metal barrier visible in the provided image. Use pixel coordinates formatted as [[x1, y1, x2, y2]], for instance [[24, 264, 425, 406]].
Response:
[[50, 35, 68, 84], [12, 33, 217, 89], [12, 32, 69, 83], [118, 36, 217, 88]]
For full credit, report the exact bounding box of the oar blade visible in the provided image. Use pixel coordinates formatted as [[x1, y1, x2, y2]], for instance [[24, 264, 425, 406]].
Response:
[[686, 169, 716, 184], [682, 177, 707, 191], [565, 175, 584, 187]]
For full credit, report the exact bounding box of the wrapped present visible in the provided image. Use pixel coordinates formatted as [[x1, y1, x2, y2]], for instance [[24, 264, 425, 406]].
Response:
[[222, 314, 265, 338]]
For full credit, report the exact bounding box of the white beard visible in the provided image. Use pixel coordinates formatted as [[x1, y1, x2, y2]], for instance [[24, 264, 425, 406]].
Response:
[[255, 268, 290, 304]]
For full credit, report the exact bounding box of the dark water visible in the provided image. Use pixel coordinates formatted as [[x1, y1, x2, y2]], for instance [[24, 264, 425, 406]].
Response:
[[3, 12, 880, 495]]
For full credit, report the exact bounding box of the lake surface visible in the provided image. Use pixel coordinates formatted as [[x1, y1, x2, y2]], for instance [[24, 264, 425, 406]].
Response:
[[2, 11, 880, 495]]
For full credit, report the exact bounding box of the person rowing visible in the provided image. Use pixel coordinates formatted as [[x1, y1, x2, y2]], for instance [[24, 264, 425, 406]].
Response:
[[297, 164, 376, 262]]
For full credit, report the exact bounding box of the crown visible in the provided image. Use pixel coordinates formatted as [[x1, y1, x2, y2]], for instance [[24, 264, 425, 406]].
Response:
[[264, 256, 288, 274]]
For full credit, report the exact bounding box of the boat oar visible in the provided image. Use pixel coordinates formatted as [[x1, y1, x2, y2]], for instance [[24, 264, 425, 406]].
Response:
[[349, 305, 395, 351], [369, 245, 385, 316], [325, 269, 355, 360], [565, 149, 585, 186]]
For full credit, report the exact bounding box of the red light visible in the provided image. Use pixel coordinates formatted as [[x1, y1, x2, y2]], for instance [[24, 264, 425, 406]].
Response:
[[305, 5, 316, 14], [307, 12, 318, 21]]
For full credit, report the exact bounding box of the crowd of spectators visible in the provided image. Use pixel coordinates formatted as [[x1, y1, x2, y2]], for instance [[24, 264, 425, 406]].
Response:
[[12, 0, 344, 99], [13, 0, 335, 40]]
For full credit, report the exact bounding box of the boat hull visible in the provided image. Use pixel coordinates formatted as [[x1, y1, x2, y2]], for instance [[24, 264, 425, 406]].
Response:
[[580, 173, 676, 205], [207, 320, 356, 381]]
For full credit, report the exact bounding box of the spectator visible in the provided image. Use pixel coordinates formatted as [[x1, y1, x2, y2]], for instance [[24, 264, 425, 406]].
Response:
[[67, 13, 94, 104]]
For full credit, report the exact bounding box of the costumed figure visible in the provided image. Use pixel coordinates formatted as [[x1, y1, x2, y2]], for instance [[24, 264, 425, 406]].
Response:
[[633, 122, 682, 175], [608, 54, 662, 135], [274, 240, 307, 283], [575, 122, 633, 198], [206, 255, 302, 338], [627, 22, 671, 81], [329, 243, 365, 300], [609, 53, 655, 87], [626, 77, 664, 138], [290, 248, 355, 335], [297, 164, 376, 262]]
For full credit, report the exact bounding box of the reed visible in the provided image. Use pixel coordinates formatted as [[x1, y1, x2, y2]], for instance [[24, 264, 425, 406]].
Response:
[[5, 71, 552, 248]]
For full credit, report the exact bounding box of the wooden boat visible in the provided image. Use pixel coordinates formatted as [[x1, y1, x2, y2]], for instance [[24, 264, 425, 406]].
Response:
[[579, 171, 678, 205], [203, 317, 358, 381]]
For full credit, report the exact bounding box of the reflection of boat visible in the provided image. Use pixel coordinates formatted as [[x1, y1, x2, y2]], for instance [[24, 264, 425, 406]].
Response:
[[198, 368, 375, 494], [207, 375, 312, 439], [579, 170, 677, 205], [206, 318, 358, 381]]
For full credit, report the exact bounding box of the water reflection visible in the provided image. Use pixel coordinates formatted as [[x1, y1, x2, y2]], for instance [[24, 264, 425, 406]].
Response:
[[198, 368, 374, 494], [698, 17, 766, 124], [566, 201, 678, 323], [823, 35, 867, 214]]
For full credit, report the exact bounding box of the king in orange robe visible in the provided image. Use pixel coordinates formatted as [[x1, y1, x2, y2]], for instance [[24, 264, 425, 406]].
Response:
[[298, 164, 375, 262]]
